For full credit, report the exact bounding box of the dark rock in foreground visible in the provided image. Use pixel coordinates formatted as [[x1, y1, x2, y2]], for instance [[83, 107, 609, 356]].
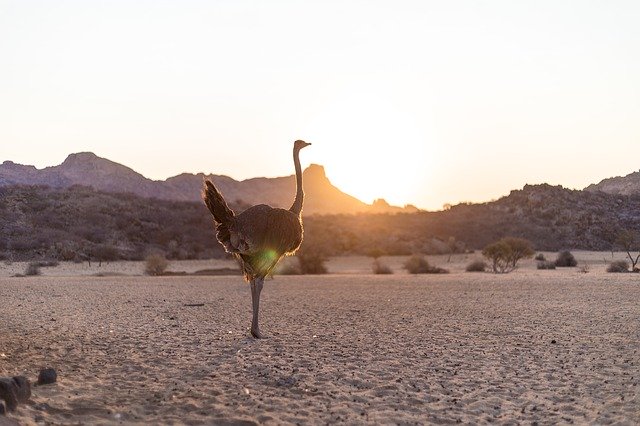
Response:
[[0, 376, 31, 411], [37, 368, 57, 385]]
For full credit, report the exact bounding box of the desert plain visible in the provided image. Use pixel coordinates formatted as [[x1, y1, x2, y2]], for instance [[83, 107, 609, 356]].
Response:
[[0, 253, 639, 425]]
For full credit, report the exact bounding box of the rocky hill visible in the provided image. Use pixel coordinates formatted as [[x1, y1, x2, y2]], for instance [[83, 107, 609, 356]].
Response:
[[585, 169, 640, 196], [0, 153, 415, 215], [1, 182, 639, 262]]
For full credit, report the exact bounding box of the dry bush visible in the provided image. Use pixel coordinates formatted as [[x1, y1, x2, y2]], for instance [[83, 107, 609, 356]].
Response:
[[465, 259, 487, 272], [296, 250, 328, 275], [607, 260, 629, 273], [278, 262, 302, 275], [482, 237, 534, 274], [372, 259, 393, 274], [404, 255, 449, 274], [537, 260, 556, 270], [145, 253, 169, 276], [25, 262, 41, 276], [578, 264, 590, 273], [534, 253, 545, 261], [555, 250, 577, 267]]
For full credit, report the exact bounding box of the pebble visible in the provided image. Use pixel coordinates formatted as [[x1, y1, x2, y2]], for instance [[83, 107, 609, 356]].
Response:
[[38, 368, 58, 385], [551, 339, 557, 344]]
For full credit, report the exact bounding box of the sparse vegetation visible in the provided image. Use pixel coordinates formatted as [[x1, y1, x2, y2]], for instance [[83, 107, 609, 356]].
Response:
[[296, 249, 328, 275], [372, 259, 393, 274], [404, 255, 449, 274], [616, 230, 640, 272], [555, 250, 577, 267], [606, 260, 629, 273], [465, 259, 487, 272], [578, 264, 590, 273], [24, 262, 41, 276], [534, 253, 546, 261], [482, 237, 534, 274], [537, 261, 556, 270], [145, 253, 169, 276]]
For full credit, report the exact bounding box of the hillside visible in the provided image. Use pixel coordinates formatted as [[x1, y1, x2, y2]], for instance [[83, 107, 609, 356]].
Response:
[[0, 153, 416, 215], [585, 169, 640, 196], [1, 183, 639, 262]]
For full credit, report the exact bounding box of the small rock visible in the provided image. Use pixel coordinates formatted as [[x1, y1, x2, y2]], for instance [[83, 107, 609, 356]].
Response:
[[551, 339, 557, 344], [37, 368, 57, 385], [0, 376, 31, 411]]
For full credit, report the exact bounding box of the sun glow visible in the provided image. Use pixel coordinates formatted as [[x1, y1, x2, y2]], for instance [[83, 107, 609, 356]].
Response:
[[303, 90, 438, 207]]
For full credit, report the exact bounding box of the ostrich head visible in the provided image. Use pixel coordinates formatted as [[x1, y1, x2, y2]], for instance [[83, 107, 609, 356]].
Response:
[[294, 140, 312, 151]]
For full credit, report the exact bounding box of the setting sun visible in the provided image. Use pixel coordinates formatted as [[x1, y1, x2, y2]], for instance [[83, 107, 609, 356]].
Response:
[[304, 88, 437, 207]]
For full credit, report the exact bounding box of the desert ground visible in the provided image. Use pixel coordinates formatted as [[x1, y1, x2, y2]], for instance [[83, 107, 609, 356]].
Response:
[[0, 253, 639, 424]]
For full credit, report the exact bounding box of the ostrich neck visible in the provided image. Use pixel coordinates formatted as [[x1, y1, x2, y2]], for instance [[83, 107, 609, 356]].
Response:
[[289, 148, 304, 216]]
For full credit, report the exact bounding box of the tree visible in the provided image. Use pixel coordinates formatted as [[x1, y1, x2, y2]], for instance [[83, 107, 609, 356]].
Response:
[[482, 237, 534, 273], [616, 230, 640, 272]]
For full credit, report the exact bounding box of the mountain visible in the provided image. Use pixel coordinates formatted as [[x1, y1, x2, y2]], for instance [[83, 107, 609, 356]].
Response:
[[585, 169, 640, 196], [0, 153, 415, 215]]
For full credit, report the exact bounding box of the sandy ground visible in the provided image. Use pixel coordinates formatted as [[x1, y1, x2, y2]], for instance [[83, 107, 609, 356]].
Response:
[[0, 258, 639, 424]]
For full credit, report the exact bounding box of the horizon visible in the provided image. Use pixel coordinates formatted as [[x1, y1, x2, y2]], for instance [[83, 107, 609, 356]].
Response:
[[2, 1, 639, 209], [1, 149, 639, 210]]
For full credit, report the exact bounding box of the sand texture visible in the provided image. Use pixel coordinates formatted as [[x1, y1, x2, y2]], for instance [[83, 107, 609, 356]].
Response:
[[1, 267, 639, 424]]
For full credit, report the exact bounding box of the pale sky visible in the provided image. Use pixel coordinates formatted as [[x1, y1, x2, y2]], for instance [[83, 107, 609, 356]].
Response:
[[1, 1, 639, 210]]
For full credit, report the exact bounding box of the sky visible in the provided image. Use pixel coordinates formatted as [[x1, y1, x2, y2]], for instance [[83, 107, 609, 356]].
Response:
[[1, 1, 639, 210]]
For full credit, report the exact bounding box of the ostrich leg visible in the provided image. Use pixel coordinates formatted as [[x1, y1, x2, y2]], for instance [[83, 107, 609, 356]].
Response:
[[250, 277, 264, 338]]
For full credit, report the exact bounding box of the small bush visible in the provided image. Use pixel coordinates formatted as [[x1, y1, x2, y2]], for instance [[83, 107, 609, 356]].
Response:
[[145, 254, 169, 276], [607, 260, 629, 273], [537, 260, 556, 270], [372, 259, 393, 274], [278, 262, 302, 275], [25, 262, 41, 276], [297, 251, 328, 275], [578, 264, 590, 273], [404, 255, 449, 274], [465, 259, 487, 272], [555, 250, 577, 267], [482, 237, 534, 273], [33, 260, 60, 268], [534, 253, 546, 261]]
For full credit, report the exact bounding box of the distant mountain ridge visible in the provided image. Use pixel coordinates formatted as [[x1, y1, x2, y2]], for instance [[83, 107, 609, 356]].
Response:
[[0, 152, 417, 215], [585, 169, 640, 196]]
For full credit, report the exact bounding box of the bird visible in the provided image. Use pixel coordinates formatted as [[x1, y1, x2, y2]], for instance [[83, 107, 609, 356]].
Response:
[[202, 140, 312, 338]]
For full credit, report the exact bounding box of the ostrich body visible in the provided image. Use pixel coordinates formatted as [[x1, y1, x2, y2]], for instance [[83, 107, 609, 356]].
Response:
[[203, 140, 311, 338]]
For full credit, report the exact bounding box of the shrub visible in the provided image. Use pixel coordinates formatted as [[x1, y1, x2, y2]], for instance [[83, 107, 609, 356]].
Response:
[[33, 260, 60, 268], [607, 260, 629, 273], [278, 263, 302, 275], [482, 237, 534, 274], [145, 253, 169, 276], [372, 259, 393, 274], [534, 253, 546, 261], [537, 260, 556, 270], [465, 259, 487, 272], [297, 251, 328, 275], [578, 264, 590, 273], [25, 262, 41, 276], [404, 255, 449, 274], [555, 250, 577, 267]]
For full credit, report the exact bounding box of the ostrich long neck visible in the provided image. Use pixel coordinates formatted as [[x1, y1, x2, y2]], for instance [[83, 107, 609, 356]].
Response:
[[289, 148, 304, 216]]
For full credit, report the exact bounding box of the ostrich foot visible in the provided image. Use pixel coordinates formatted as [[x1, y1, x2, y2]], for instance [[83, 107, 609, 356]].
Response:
[[250, 326, 264, 339]]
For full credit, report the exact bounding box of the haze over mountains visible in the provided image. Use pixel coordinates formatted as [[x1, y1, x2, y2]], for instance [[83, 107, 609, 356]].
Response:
[[0, 152, 417, 215]]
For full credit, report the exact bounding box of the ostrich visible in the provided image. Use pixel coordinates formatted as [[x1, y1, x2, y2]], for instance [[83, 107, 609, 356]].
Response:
[[202, 140, 312, 338]]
